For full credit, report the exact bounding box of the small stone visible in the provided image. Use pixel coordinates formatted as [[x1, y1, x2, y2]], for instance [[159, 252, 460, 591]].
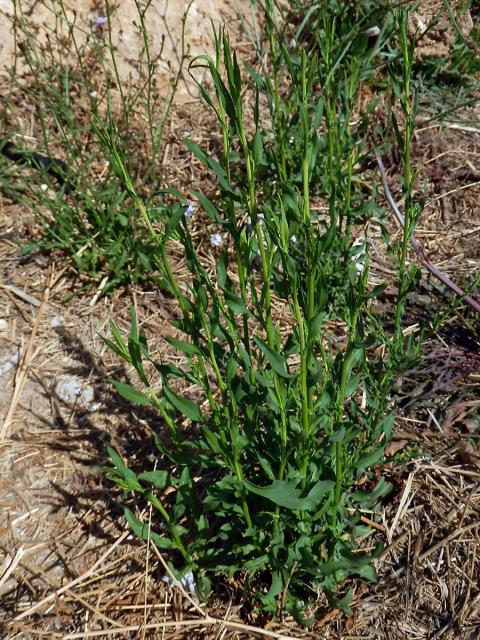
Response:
[[55, 376, 95, 409], [0, 352, 19, 377], [50, 315, 64, 328]]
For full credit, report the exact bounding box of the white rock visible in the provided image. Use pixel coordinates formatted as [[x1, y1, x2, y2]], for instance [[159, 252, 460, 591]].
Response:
[[50, 315, 64, 328], [0, 351, 20, 377], [55, 376, 95, 408]]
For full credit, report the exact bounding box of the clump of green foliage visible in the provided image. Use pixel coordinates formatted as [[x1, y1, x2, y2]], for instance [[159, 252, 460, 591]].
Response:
[[1, 0, 190, 294], [102, 6, 424, 618], [6, 0, 473, 621]]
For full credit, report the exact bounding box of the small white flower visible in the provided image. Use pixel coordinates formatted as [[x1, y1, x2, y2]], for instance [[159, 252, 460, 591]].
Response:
[[184, 203, 194, 220], [93, 16, 108, 27], [289, 37, 297, 49], [289, 136, 295, 144], [416, 18, 427, 34], [210, 232, 223, 247], [89, 90, 98, 98], [363, 26, 380, 37], [291, 234, 297, 244], [40, 183, 48, 192], [163, 570, 196, 593], [351, 237, 368, 275]]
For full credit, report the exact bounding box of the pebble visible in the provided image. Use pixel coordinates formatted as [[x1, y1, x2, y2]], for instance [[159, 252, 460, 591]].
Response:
[[55, 376, 98, 410]]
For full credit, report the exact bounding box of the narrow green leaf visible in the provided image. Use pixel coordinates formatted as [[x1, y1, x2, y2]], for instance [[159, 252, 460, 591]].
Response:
[[108, 446, 126, 472], [243, 478, 328, 511], [374, 413, 394, 440], [225, 356, 238, 383], [102, 336, 129, 362], [184, 140, 234, 195], [356, 446, 385, 475], [216, 252, 228, 290], [225, 290, 250, 315], [164, 384, 201, 422], [307, 479, 335, 503], [108, 320, 130, 360], [320, 222, 337, 252], [330, 589, 353, 615], [352, 478, 392, 504], [264, 571, 283, 600], [128, 307, 148, 384], [253, 335, 292, 378], [164, 206, 185, 242], [165, 336, 201, 357], [243, 555, 269, 571], [138, 470, 169, 489], [257, 455, 275, 481], [345, 372, 361, 397], [201, 426, 223, 455], [190, 189, 225, 224], [109, 380, 151, 405], [252, 131, 263, 166], [307, 311, 325, 347], [124, 508, 175, 549]]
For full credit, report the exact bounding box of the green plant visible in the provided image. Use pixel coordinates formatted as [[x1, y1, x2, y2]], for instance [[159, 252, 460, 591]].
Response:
[[0, 0, 190, 294], [102, 8, 423, 618]]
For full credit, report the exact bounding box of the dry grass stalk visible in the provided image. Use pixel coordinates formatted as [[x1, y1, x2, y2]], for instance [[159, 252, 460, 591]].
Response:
[[0, 266, 53, 439], [375, 149, 480, 314]]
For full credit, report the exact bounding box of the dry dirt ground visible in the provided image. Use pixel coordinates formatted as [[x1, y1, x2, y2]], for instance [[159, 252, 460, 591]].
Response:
[[1, 2, 480, 639], [0, 0, 250, 98]]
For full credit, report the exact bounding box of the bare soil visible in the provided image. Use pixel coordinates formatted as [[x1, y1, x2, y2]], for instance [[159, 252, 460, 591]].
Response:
[[0, 0, 249, 98], [411, 0, 475, 59]]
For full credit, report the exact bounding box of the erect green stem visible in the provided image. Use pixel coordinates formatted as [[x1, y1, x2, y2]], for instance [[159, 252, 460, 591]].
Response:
[[300, 61, 314, 322], [265, 0, 286, 182], [292, 286, 310, 480], [239, 123, 288, 486], [218, 108, 252, 367], [332, 305, 360, 524], [148, 387, 180, 444], [394, 14, 414, 340], [105, 0, 129, 131], [145, 491, 189, 561], [241, 128, 275, 349], [298, 52, 316, 486]]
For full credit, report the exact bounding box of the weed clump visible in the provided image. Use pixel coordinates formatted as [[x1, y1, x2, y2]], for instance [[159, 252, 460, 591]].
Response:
[[1, 0, 189, 294], [103, 6, 426, 618]]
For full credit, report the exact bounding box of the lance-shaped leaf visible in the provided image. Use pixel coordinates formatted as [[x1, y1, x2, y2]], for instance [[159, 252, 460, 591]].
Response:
[[184, 139, 236, 196], [244, 478, 334, 511], [253, 335, 292, 378], [109, 380, 151, 405], [164, 383, 202, 423], [165, 336, 202, 357], [125, 508, 176, 549], [190, 189, 226, 225]]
